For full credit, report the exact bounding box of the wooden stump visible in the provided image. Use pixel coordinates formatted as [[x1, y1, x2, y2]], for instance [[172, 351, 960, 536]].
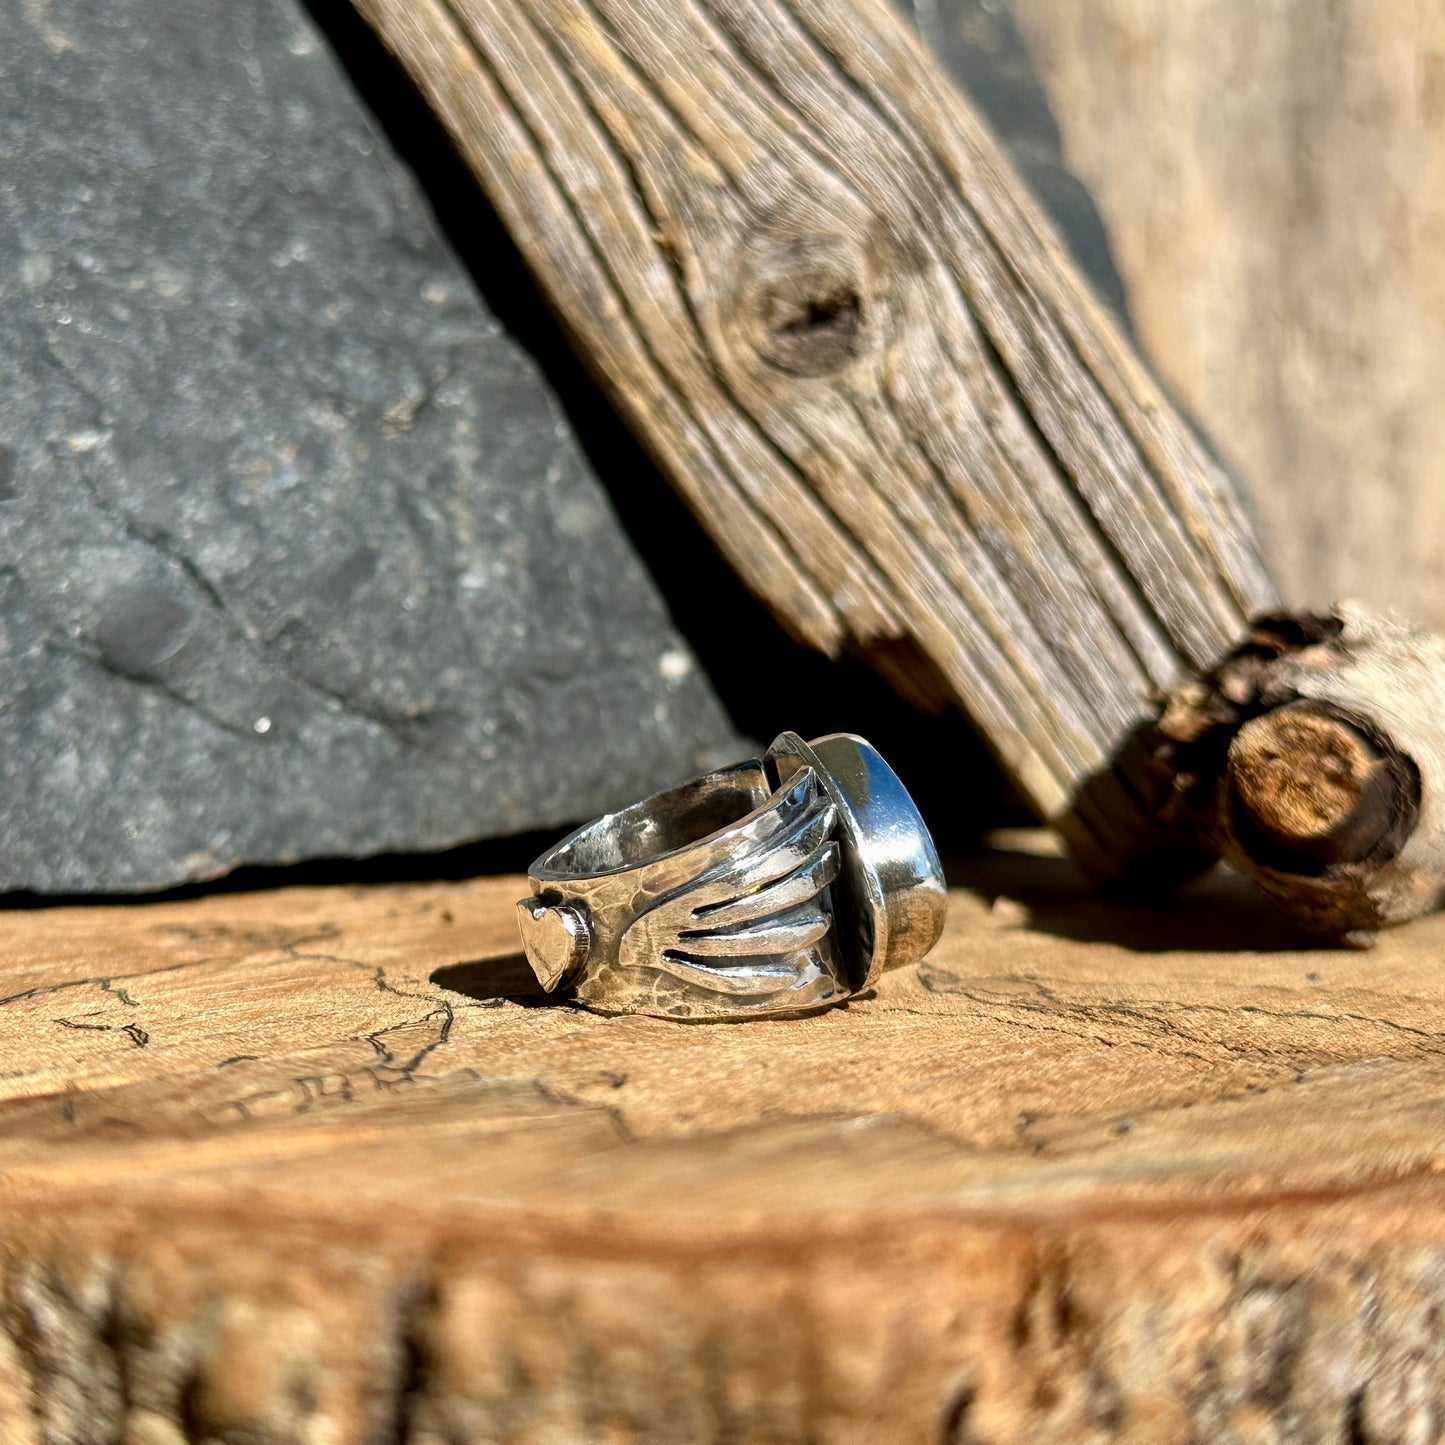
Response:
[[6, 845, 1445, 1441]]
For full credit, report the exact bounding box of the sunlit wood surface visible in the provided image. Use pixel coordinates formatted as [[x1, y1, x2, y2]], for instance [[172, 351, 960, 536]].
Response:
[[4, 835, 1445, 1441]]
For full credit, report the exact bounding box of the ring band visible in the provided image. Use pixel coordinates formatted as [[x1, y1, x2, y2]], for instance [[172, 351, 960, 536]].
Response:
[[515, 732, 946, 1020]]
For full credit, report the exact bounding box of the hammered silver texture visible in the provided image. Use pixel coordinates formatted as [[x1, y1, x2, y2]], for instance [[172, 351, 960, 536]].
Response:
[[516, 734, 946, 1020]]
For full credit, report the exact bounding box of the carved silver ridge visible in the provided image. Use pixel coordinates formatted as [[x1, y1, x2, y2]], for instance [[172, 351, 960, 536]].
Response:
[[514, 732, 946, 1020]]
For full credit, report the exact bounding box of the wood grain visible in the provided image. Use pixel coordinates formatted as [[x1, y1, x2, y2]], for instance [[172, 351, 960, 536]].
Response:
[[5, 848, 1445, 1440], [346, 0, 1278, 870], [1009, 0, 1445, 632]]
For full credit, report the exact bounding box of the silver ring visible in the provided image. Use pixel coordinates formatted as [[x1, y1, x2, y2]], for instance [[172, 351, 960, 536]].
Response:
[[515, 732, 947, 1020]]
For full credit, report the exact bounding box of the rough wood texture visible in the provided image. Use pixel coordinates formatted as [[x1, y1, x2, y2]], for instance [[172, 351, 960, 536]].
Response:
[[347, 0, 1279, 872], [6, 850, 1445, 1440], [1008, 0, 1445, 632]]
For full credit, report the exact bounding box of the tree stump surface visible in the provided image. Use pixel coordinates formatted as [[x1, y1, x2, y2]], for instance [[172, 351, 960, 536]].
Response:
[[4, 840, 1445, 1442]]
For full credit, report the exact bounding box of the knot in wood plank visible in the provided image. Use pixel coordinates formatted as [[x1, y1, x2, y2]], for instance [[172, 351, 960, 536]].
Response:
[[733, 221, 887, 379], [755, 266, 864, 377]]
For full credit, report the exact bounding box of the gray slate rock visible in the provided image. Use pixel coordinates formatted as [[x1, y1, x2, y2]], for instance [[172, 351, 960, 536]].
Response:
[[0, 0, 739, 893]]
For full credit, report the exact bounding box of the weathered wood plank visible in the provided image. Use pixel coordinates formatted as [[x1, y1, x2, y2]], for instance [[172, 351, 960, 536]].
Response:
[[5, 856, 1445, 1439], [347, 0, 1276, 846]]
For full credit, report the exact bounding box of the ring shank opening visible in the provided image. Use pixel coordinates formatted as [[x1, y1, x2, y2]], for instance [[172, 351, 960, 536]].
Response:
[[537, 762, 771, 878]]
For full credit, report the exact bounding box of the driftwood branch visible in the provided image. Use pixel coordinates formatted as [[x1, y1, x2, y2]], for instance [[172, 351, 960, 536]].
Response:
[[350, 0, 1445, 937], [1151, 605, 1445, 937]]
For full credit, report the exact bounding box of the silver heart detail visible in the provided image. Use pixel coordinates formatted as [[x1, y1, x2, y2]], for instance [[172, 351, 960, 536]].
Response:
[[515, 896, 592, 991]]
